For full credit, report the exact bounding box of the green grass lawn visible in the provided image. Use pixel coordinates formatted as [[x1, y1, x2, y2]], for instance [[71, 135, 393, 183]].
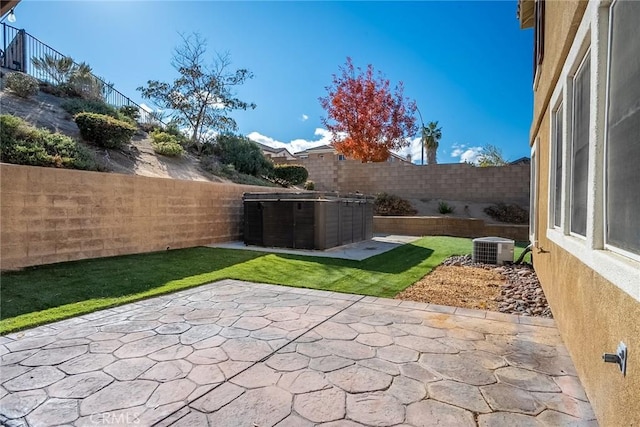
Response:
[[0, 236, 530, 334]]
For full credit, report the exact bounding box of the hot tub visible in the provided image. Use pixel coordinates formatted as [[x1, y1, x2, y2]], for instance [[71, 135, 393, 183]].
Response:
[[243, 192, 374, 250]]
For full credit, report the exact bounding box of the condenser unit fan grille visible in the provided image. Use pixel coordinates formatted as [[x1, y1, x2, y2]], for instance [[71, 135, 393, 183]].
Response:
[[472, 237, 515, 265]]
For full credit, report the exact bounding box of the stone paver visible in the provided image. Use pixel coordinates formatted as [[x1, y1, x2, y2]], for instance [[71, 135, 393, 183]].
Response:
[[0, 279, 597, 426]]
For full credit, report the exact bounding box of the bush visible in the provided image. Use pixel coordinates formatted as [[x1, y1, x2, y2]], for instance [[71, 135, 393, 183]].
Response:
[[4, 72, 39, 98], [484, 203, 529, 224], [0, 114, 97, 170], [152, 141, 184, 157], [74, 112, 136, 149], [214, 134, 273, 177], [304, 180, 315, 190], [272, 164, 308, 186], [62, 98, 118, 117], [150, 131, 184, 157], [374, 193, 417, 216], [438, 201, 455, 214], [118, 105, 140, 121]]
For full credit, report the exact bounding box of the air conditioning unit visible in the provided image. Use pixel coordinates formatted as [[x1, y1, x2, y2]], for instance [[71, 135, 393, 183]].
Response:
[[472, 237, 515, 265]]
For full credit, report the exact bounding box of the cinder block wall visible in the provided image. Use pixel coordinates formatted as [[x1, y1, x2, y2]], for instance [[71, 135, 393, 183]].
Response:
[[297, 158, 530, 206], [373, 217, 529, 241], [0, 164, 283, 270]]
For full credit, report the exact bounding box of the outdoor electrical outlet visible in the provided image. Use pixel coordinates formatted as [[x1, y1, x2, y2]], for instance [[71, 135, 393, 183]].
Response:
[[602, 341, 627, 376]]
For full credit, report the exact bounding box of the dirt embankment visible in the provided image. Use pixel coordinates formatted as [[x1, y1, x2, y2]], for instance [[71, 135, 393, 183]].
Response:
[[0, 90, 227, 183]]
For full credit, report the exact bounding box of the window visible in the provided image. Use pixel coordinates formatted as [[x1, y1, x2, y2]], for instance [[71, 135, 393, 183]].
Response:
[[552, 103, 563, 228], [605, 0, 640, 257], [570, 52, 590, 237], [338, 154, 346, 161], [534, 0, 545, 74], [530, 141, 538, 243]]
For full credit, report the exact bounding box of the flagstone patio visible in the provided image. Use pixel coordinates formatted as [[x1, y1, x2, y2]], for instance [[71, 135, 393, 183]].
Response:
[[0, 280, 597, 426]]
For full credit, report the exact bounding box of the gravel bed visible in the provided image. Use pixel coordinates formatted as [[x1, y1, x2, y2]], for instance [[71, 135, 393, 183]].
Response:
[[442, 255, 553, 318]]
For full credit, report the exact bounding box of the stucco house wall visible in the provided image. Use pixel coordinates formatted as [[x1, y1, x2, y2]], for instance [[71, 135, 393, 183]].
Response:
[[524, 1, 640, 425]]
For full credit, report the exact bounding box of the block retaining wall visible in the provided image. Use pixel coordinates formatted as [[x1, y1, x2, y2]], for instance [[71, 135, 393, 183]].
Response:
[[373, 216, 529, 241], [0, 164, 284, 270]]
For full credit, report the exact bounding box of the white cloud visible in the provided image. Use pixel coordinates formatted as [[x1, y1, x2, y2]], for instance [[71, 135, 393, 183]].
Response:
[[139, 103, 154, 113], [393, 137, 423, 164], [247, 128, 334, 153], [450, 144, 483, 164], [301, 114, 309, 121]]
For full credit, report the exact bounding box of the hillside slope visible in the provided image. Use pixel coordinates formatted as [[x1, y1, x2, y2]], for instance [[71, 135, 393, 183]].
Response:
[[0, 90, 227, 183]]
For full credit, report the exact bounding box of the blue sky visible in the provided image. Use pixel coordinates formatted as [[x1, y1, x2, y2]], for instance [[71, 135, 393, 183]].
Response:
[[10, 1, 533, 164]]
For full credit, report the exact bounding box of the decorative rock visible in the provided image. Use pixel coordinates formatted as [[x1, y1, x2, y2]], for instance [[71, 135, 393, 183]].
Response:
[[399, 363, 441, 383]]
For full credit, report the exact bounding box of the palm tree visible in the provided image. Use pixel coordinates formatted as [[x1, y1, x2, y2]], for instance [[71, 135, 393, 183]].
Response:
[[422, 121, 442, 165]]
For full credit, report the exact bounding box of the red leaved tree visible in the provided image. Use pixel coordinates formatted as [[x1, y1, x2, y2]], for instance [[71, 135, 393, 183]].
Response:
[[319, 57, 417, 162]]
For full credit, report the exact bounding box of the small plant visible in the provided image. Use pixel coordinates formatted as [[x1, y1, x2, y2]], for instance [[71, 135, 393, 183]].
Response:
[[118, 105, 140, 121], [62, 98, 118, 117], [150, 130, 184, 157], [0, 114, 97, 170], [374, 193, 417, 216], [74, 112, 136, 149], [273, 164, 309, 186], [304, 180, 315, 191], [484, 203, 529, 224], [438, 201, 455, 214], [4, 72, 39, 98]]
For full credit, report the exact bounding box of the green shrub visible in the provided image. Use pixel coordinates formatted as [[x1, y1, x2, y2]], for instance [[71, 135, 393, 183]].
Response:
[[152, 141, 184, 157], [62, 98, 118, 117], [484, 203, 529, 224], [214, 134, 273, 177], [74, 112, 136, 149], [4, 72, 39, 98], [304, 180, 315, 190], [0, 114, 97, 170], [150, 131, 184, 157], [272, 164, 308, 186], [438, 201, 455, 214], [374, 193, 417, 216], [118, 105, 140, 121]]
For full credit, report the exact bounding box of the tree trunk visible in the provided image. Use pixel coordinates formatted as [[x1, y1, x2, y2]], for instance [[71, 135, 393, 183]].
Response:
[[427, 148, 437, 165]]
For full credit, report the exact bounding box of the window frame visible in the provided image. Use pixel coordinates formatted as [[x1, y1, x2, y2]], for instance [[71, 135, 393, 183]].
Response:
[[568, 50, 591, 240], [602, 0, 640, 262], [544, 0, 639, 302], [549, 99, 564, 230]]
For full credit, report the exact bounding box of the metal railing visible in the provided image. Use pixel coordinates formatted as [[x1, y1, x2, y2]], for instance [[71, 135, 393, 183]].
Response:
[[1, 22, 163, 125]]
